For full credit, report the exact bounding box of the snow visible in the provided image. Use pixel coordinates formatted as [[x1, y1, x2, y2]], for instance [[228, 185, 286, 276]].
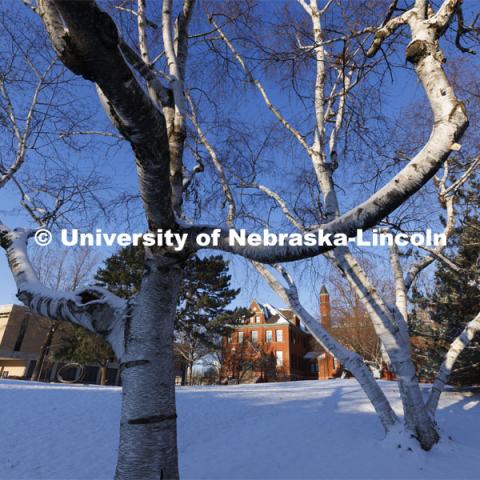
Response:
[[0, 379, 479, 479]]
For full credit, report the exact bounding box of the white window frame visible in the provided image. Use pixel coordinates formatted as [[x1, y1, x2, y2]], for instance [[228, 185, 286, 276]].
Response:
[[265, 330, 273, 342], [275, 351, 283, 367], [275, 329, 283, 342]]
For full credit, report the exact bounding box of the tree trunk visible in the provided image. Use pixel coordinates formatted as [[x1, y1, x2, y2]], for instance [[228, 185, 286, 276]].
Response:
[[393, 359, 439, 449], [115, 256, 183, 480], [330, 249, 439, 449], [99, 364, 108, 386], [31, 322, 57, 381], [288, 296, 399, 430], [188, 361, 194, 385], [427, 313, 480, 415]]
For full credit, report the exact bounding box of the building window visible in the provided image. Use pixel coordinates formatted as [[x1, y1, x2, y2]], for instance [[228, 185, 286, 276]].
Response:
[[275, 351, 283, 367], [275, 329, 283, 342], [251, 330, 258, 344], [238, 331, 244, 343], [13, 317, 29, 352], [311, 362, 318, 373], [265, 330, 273, 342], [255, 316, 261, 323]]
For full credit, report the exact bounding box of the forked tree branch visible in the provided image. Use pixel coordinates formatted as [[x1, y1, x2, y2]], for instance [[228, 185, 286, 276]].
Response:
[[38, 0, 175, 231], [0, 223, 126, 357]]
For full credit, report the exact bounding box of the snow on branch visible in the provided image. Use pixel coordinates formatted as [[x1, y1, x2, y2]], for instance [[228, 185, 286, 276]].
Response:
[[0, 223, 125, 357], [190, 0, 468, 264]]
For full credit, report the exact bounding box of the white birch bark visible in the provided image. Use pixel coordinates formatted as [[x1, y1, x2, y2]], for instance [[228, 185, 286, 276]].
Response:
[[0, 60, 55, 189], [35, 2, 193, 477], [115, 256, 183, 479], [192, 3, 466, 265], [3, 1, 473, 475], [0, 224, 125, 358], [426, 313, 480, 415], [190, 84, 399, 433], [206, 0, 467, 450], [329, 247, 439, 448], [253, 261, 399, 431]]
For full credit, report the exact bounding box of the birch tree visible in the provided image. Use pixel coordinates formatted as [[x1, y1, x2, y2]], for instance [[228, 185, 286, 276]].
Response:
[[0, 0, 477, 478], [194, 0, 477, 451]]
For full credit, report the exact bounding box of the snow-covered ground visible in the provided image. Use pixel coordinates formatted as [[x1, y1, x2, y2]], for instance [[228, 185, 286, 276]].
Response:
[[0, 379, 479, 479]]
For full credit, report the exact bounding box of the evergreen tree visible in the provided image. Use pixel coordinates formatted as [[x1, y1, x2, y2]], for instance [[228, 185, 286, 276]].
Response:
[[411, 180, 480, 385], [54, 326, 115, 385], [92, 246, 247, 383], [93, 245, 143, 298], [173, 255, 248, 383]]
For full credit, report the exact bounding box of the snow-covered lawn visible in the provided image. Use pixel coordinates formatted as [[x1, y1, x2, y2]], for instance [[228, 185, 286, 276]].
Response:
[[0, 379, 478, 479]]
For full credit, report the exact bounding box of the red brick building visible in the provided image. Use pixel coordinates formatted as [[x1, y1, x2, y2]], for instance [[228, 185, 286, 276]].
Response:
[[221, 287, 342, 383]]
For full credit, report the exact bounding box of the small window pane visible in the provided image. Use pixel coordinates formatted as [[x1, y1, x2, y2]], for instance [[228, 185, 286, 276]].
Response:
[[276, 351, 283, 366]]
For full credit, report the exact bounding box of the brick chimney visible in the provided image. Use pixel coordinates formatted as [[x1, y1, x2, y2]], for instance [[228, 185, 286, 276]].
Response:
[[320, 285, 330, 328]]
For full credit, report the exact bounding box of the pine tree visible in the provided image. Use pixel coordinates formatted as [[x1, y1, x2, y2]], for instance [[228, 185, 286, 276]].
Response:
[[93, 246, 247, 383]]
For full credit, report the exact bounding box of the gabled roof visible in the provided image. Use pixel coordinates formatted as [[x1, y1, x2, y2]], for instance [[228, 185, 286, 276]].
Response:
[[251, 300, 307, 331], [251, 301, 289, 324]]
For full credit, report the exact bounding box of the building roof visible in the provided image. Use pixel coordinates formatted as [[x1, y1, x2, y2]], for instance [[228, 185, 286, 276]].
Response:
[[257, 302, 290, 324], [253, 301, 307, 331]]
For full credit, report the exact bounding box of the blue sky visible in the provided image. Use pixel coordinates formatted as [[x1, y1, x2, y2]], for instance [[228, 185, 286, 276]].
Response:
[[0, 1, 477, 316]]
